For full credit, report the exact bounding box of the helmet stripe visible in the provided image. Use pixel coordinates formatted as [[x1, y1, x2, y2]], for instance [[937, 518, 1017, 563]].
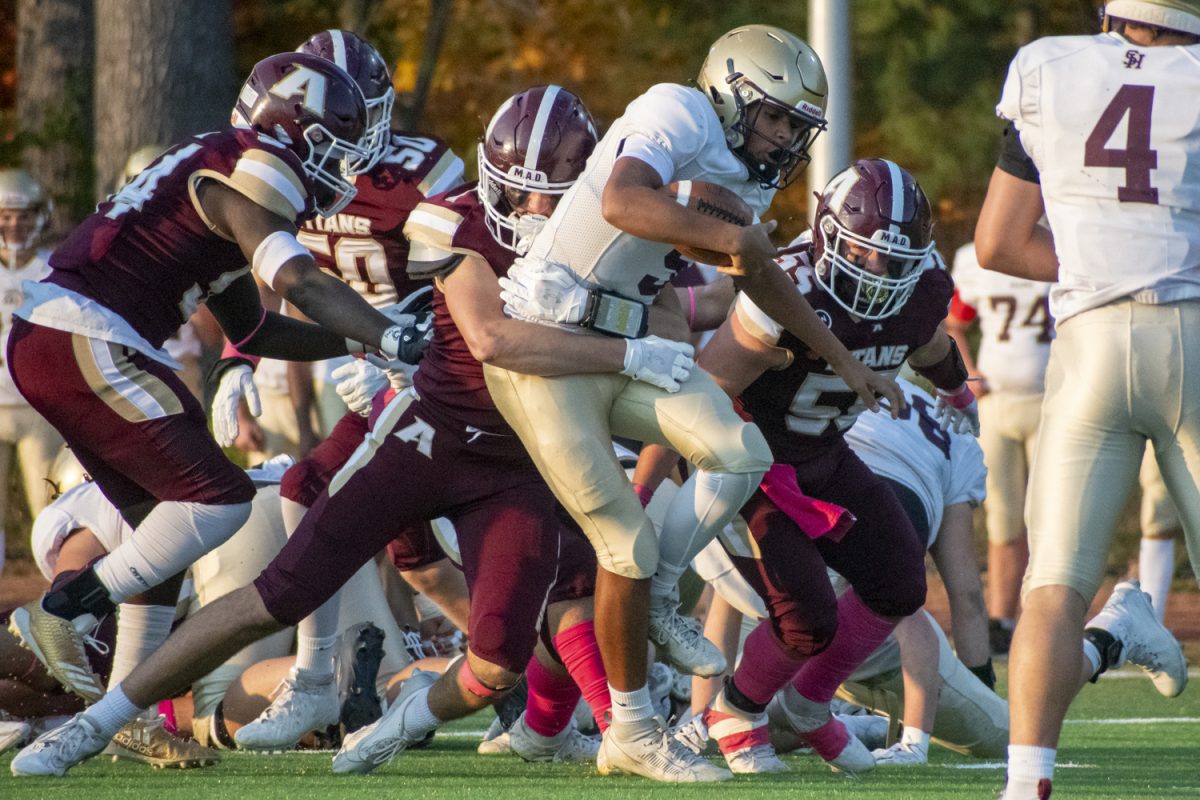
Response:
[[331, 30, 348, 70], [884, 159, 904, 233], [524, 85, 562, 170]]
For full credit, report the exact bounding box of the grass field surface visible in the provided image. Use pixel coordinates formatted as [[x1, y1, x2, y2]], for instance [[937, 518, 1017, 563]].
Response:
[[3, 665, 1199, 798]]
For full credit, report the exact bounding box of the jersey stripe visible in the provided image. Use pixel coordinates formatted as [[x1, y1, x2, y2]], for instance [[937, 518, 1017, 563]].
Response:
[[404, 204, 464, 252], [418, 151, 467, 197], [230, 150, 308, 219], [525, 85, 561, 170], [72, 337, 184, 423]]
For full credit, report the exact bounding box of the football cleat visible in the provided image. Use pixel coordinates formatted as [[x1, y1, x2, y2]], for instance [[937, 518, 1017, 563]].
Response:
[[104, 716, 220, 768], [836, 712, 889, 751], [10, 713, 108, 777], [8, 601, 104, 703], [669, 713, 709, 755], [647, 601, 727, 678], [1087, 579, 1188, 697], [597, 715, 733, 783], [772, 685, 875, 775], [0, 718, 30, 756], [338, 622, 386, 734], [235, 667, 339, 750], [871, 739, 928, 766], [703, 686, 787, 774], [477, 717, 512, 755], [508, 712, 600, 763], [332, 669, 438, 774]]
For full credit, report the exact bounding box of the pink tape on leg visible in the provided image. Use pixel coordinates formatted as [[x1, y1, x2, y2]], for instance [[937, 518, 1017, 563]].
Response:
[[792, 590, 896, 704], [524, 656, 582, 737], [800, 716, 850, 762], [553, 620, 610, 732], [733, 621, 809, 706]]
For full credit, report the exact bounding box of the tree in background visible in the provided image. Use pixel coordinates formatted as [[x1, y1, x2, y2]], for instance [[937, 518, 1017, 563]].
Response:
[[94, 0, 234, 198]]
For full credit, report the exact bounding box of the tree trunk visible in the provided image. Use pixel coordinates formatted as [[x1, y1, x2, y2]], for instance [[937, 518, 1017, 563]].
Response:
[[396, 0, 454, 130], [93, 0, 234, 200], [16, 0, 95, 235]]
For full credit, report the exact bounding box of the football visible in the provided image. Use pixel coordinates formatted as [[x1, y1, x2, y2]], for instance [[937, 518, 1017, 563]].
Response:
[[661, 180, 753, 266]]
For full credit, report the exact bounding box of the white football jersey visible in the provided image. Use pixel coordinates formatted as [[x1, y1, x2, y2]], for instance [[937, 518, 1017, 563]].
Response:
[[997, 33, 1200, 322], [951, 242, 1053, 394], [0, 250, 52, 405], [845, 378, 987, 546], [523, 83, 774, 302]]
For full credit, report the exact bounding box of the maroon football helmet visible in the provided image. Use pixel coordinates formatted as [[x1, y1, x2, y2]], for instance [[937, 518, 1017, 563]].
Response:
[[232, 52, 369, 217], [811, 159, 934, 320], [297, 30, 394, 174], [477, 85, 598, 252]]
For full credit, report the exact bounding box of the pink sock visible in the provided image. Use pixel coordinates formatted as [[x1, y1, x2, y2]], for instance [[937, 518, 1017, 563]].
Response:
[[802, 716, 850, 761], [524, 656, 582, 737], [733, 621, 808, 705], [791, 590, 896, 704], [553, 620, 610, 732]]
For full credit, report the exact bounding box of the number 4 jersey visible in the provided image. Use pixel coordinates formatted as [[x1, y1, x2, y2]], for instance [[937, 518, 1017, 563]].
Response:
[[998, 32, 1200, 323], [733, 235, 953, 464]]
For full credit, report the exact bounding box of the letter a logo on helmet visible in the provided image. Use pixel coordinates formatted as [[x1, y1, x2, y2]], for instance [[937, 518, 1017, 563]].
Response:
[[269, 66, 328, 115]]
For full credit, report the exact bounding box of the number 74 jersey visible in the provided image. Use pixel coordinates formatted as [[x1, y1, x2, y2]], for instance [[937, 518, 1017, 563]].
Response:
[[998, 32, 1200, 323]]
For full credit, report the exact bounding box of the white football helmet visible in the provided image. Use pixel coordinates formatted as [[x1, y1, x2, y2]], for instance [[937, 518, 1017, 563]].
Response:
[[0, 168, 52, 252], [697, 25, 828, 188], [1103, 1, 1200, 35]]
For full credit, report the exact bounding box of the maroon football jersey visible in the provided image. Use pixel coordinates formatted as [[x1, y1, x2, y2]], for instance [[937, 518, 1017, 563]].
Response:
[[47, 129, 315, 348], [297, 131, 462, 305], [405, 182, 517, 433], [737, 242, 954, 463]]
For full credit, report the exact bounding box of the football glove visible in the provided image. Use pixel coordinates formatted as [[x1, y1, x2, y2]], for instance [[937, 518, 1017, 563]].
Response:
[[212, 364, 261, 447], [621, 336, 694, 393], [498, 258, 590, 324], [934, 383, 980, 437], [332, 360, 389, 417], [871, 739, 929, 766]]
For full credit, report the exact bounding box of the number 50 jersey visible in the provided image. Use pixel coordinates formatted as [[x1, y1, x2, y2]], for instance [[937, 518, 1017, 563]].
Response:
[[998, 32, 1200, 323]]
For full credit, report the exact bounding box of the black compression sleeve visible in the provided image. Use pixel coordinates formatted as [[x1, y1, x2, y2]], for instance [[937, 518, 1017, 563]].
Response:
[[996, 121, 1040, 184]]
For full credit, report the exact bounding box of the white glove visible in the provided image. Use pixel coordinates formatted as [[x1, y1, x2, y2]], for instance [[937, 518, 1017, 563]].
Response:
[[211, 364, 261, 447], [621, 336, 694, 393], [871, 739, 929, 766], [933, 384, 980, 437], [498, 259, 591, 324], [332, 359, 389, 417]]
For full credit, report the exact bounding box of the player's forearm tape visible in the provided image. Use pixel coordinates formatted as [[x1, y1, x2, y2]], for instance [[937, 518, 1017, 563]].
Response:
[[580, 288, 649, 339], [252, 230, 310, 290], [914, 338, 969, 390]]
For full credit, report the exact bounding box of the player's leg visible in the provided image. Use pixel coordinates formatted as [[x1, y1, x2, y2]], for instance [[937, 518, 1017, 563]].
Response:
[[15, 404, 64, 518], [0, 438, 13, 577], [1005, 305, 1145, 800], [1137, 444, 1180, 622], [615, 370, 772, 676]]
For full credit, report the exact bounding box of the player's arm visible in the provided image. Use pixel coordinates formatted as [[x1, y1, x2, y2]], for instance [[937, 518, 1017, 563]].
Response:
[[891, 612, 941, 740], [648, 281, 691, 342], [928, 501, 992, 680], [908, 327, 980, 436], [674, 275, 736, 332], [974, 124, 1057, 282], [943, 294, 987, 396], [444, 254, 628, 376], [604, 157, 902, 415], [199, 180, 400, 355]]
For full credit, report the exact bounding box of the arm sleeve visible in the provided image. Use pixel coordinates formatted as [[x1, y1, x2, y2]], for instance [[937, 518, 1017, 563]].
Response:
[[997, 121, 1041, 184]]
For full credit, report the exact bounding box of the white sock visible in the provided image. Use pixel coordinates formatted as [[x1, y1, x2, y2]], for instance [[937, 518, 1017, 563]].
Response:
[[1081, 639, 1103, 680], [1138, 537, 1175, 623], [295, 631, 339, 677], [83, 683, 142, 738], [107, 604, 176, 690], [94, 501, 251, 602], [609, 683, 656, 727], [652, 469, 760, 601], [1006, 744, 1056, 797], [403, 684, 442, 736]]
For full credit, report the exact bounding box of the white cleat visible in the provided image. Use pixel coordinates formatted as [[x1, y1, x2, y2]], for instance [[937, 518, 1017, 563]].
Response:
[[0, 718, 31, 756], [597, 715, 733, 783], [771, 686, 874, 776], [332, 669, 438, 774], [234, 667, 340, 750], [11, 713, 109, 777], [724, 744, 789, 774], [1088, 579, 1188, 697], [871, 740, 928, 766], [669, 714, 709, 756], [477, 716, 511, 755], [508, 712, 599, 763], [836, 712, 889, 751], [703, 686, 787, 774], [647, 602, 727, 678]]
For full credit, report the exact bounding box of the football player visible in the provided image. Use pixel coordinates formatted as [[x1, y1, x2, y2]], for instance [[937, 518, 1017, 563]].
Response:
[[7, 85, 635, 778], [0, 169, 64, 576], [633, 160, 979, 776], [973, 3, 1198, 797], [209, 31, 471, 752], [489, 25, 904, 783], [6, 52, 436, 777]]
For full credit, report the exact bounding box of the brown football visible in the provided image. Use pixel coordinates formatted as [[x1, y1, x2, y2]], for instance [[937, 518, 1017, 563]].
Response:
[[662, 180, 754, 266]]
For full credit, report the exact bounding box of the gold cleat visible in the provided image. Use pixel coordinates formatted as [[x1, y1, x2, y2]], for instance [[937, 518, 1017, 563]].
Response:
[[104, 717, 221, 769], [7, 600, 105, 703]]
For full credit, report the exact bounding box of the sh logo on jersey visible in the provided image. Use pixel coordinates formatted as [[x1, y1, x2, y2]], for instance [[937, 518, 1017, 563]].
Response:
[[1124, 50, 1145, 69]]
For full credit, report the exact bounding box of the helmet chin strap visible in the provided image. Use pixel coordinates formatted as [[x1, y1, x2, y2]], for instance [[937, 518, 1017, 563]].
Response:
[[512, 213, 548, 255]]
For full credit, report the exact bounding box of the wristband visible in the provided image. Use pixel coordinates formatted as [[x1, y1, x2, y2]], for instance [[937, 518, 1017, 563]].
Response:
[[937, 382, 976, 409], [633, 483, 655, 508], [580, 288, 649, 339]]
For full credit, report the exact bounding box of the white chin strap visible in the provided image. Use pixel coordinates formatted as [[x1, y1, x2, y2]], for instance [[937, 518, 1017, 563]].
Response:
[[512, 213, 548, 255]]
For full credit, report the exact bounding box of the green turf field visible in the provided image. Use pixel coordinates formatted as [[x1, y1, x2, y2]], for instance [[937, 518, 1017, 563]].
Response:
[[3, 665, 1199, 798]]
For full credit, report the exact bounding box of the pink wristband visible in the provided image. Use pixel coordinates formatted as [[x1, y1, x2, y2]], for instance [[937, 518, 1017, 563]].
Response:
[[937, 383, 975, 409], [633, 483, 655, 508]]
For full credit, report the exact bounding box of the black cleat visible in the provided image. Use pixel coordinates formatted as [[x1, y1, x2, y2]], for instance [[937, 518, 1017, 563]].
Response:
[[338, 622, 386, 735]]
